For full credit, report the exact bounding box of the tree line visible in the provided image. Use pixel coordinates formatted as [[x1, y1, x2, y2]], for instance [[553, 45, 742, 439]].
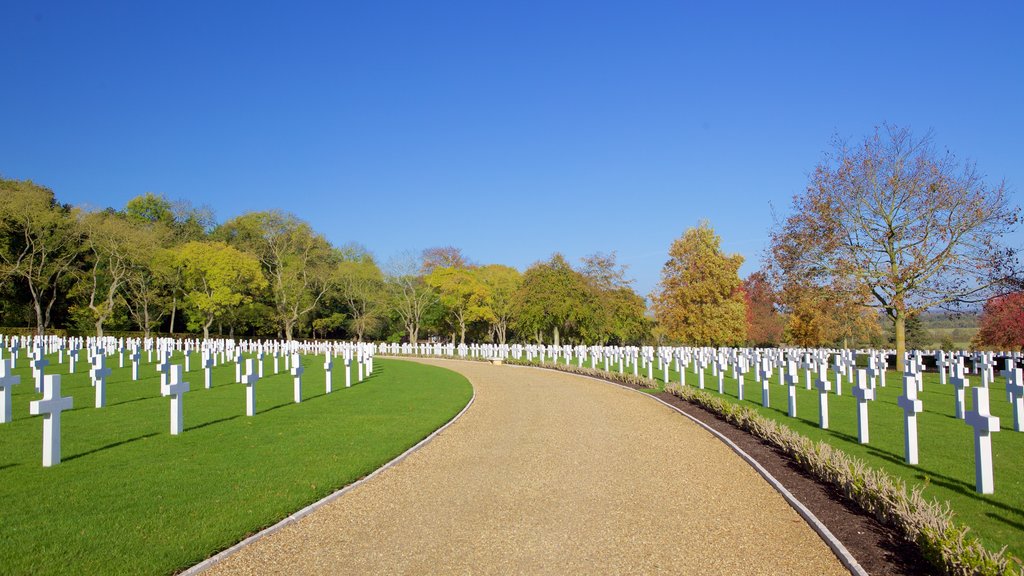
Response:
[[2, 125, 1020, 351], [0, 181, 652, 344]]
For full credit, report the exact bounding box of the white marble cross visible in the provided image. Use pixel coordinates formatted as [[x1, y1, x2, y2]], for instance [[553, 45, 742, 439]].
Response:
[[131, 348, 141, 381], [323, 353, 333, 393], [965, 386, 1000, 494], [815, 364, 831, 429], [951, 362, 970, 420], [0, 358, 21, 424], [292, 353, 304, 403], [90, 353, 112, 408], [1004, 364, 1024, 432], [760, 358, 771, 408], [162, 364, 190, 435], [345, 355, 352, 388], [852, 369, 874, 444], [32, 350, 49, 393], [785, 360, 799, 417], [897, 369, 924, 465], [29, 374, 73, 467], [203, 352, 214, 389], [242, 358, 258, 416], [157, 352, 171, 389], [234, 352, 244, 384]]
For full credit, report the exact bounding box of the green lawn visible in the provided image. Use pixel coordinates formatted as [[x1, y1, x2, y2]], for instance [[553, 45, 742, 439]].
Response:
[[0, 353, 471, 576], [536, 354, 1024, 561]]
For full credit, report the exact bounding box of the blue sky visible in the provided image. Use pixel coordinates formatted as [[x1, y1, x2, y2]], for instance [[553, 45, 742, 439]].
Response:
[[2, 1, 1022, 297]]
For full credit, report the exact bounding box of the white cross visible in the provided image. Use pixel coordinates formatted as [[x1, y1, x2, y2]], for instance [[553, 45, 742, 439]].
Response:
[[29, 374, 73, 467], [0, 358, 21, 424], [897, 369, 924, 465], [292, 353, 305, 403], [203, 352, 214, 389], [1002, 363, 1023, 433], [951, 361, 970, 420], [90, 353, 112, 408], [234, 352, 244, 384], [832, 354, 844, 396], [852, 369, 874, 444], [242, 359, 258, 416], [785, 360, 799, 417], [760, 358, 771, 408], [815, 364, 831, 429], [156, 353, 171, 388], [32, 350, 49, 393], [965, 386, 1000, 494], [323, 353, 334, 393], [162, 364, 190, 435]]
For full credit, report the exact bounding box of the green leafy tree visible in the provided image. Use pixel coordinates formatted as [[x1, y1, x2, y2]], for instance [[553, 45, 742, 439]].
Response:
[[173, 241, 267, 339], [217, 211, 336, 340], [512, 254, 594, 346], [78, 210, 151, 337], [385, 251, 437, 343], [426, 266, 489, 344], [0, 179, 82, 335], [652, 221, 747, 346], [335, 247, 386, 341]]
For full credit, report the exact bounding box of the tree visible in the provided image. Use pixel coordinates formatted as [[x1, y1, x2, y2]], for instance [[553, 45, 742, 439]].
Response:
[[173, 241, 267, 339], [780, 283, 881, 348], [0, 179, 82, 335], [770, 125, 1019, 369], [578, 252, 649, 345], [217, 211, 336, 340], [425, 266, 488, 344], [741, 271, 784, 347], [335, 248, 386, 341], [385, 252, 437, 343], [652, 221, 747, 346], [512, 254, 594, 346], [974, 292, 1024, 350], [78, 210, 149, 337], [420, 246, 471, 274], [476, 264, 521, 344]]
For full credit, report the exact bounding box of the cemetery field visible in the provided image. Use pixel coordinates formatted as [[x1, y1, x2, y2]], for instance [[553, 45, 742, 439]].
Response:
[[0, 354, 472, 576], [535, 357, 1024, 561]]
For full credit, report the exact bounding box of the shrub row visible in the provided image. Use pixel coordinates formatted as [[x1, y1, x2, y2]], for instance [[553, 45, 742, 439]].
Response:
[[502, 359, 1023, 576]]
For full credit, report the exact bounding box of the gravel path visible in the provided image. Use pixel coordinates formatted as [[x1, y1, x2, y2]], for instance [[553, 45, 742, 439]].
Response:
[[201, 359, 848, 575]]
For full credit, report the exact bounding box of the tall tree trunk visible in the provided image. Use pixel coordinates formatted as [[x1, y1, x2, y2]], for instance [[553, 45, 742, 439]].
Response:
[[894, 311, 906, 372], [34, 301, 44, 337], [170, 294, 178, 336]]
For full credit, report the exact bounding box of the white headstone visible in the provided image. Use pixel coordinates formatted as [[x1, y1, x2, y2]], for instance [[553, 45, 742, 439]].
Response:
[[0, 358, 21, 424], [242, 359, 258, 416], [292, 353, 305, 403], [1002, 363, 1024, 432], [965, 386, 1000, 494], [162, 364, 190, 435], [815, 365, 831, 429], [897, 369, 924, 465], [90, 354, 112, 409], [29, 374, 73, 467], [852, 369, 874, 444]]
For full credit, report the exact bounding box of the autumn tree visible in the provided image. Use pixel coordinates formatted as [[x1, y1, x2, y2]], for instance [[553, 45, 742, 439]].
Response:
[[652, 222, 746, 346], [0, 179, 82, 335], [974, 291, 1024, 350], [780, 283, 881, 348], [770, 125, 1019, 369], [741, 271, 784, 347], [420, 246, 471, 274]]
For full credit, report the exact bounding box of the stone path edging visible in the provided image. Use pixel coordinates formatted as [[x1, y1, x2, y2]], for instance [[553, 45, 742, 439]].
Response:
[[180, 385, 477, 576], [505, 363, 868, 576]]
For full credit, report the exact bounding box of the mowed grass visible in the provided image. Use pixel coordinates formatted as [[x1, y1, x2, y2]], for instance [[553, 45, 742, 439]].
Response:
[[0, 353, 471, 575], [538, 355, 1024, 561]]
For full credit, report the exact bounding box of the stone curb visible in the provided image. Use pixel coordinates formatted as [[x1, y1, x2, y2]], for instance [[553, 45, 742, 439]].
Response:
[[504, 362, 869, 576], [179, 378, 477, 575]]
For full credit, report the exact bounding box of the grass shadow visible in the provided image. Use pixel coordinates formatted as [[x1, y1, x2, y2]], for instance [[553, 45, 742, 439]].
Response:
[[65, 432, 159, 462], [185, 414, 240, 432]]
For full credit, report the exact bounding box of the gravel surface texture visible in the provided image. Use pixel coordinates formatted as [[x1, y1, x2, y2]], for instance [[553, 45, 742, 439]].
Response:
[[200, 359, 848, 575]]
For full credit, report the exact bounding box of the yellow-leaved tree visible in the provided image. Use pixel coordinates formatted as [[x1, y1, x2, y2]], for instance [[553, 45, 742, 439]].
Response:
[[652, 221, 747, 346]]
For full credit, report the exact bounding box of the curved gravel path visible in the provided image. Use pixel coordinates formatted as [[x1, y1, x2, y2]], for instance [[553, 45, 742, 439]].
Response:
[[200, 359, 847, 575]]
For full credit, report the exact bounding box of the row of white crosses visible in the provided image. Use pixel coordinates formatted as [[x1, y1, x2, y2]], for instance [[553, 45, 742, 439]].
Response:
[[3, 335, 380, 468]]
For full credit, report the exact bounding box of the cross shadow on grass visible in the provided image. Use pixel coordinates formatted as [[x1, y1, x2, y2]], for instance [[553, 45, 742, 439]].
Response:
[[0, 462, 19, 472], [108, 396, 156, 408], [185, 414, 240, 432], [985, 510, 1024, 531], [65, 432, 160, 462]]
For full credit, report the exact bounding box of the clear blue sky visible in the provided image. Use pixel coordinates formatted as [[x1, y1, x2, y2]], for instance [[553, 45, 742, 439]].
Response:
[[3, 1, 1022, 297]]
